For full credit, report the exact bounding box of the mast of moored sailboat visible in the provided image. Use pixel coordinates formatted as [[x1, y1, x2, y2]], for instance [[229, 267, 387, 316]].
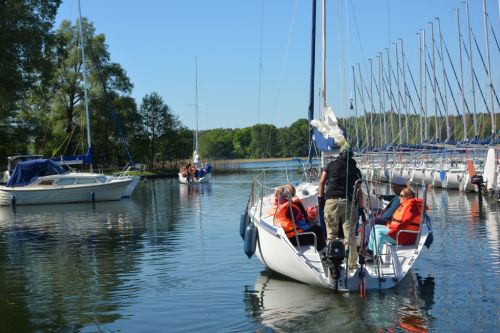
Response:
[[77, 0, 93, 173], [307, 0, 317, 166]]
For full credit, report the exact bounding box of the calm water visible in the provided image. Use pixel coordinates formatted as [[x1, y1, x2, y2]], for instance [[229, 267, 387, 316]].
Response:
[[0, 173, 499, 332]]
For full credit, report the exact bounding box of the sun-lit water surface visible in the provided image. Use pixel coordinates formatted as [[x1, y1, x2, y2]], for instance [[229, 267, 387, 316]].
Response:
[[0, 173, 499, 332]]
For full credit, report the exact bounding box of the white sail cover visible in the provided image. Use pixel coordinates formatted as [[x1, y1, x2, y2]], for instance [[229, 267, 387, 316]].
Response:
[[311, 105, 346, 149]]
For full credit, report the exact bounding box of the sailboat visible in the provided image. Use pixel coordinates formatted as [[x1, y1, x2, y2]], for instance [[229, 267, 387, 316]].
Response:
[[0, 0, 133, 206], [179, 58, 212, 184], [241, 0, 432, 292]]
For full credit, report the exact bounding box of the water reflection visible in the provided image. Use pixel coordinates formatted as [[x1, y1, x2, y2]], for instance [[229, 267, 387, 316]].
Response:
[[245, 269, 435, 332], [0, 200, 147, 331]]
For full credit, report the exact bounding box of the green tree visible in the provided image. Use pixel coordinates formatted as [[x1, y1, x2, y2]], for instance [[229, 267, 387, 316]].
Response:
[[232, 127, 251, 158], [277, 119, 309, 157], [0, 0, 61, 164], [199, 128, 234, 159], [249, 124, 278, 158], [16, 18, 137, 168], [139, 92, 179, 167]]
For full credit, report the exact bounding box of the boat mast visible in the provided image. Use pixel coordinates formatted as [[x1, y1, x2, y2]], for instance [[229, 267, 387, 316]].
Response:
[[77, 0, 93, 173], [482, 0, 496, 140], [418, 32, 423, 143], [430, 21, 439, 143], [423, 29, 428, 142], [321, 0, 326, 110], [395, 42, 402, 145], [465, 2, 478, 139], [195, 56, 199, 156], [456, 8, 467, 142], [369, 58, 375, 147], [357, 63, 371, 147], [307, 0, 317, 165], [386, 47, 393, 144], [378, 53, 385, 146], [352, 66, 359, 148], [436, 18, 450, 143], [400, 38, 410, 144]]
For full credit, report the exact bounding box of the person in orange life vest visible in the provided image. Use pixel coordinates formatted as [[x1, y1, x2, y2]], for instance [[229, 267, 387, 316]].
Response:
[[368, 186, 423, 256], [274, 184, 326, 251], [363, 176, 408, 246]]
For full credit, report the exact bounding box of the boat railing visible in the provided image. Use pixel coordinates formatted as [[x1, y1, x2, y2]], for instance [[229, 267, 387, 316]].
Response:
[[250, 169, 304, 209]]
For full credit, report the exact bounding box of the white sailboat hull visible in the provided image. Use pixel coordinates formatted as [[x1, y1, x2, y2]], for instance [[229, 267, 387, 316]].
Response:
[[0, 174, 132, 206], [178, 172, 211, 184], [248, 179, 430, 291]]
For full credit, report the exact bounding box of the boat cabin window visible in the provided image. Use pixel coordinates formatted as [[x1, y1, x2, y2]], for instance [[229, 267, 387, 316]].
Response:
[[76, 178, 97, 184], [56, 178, 75, 185], [38, 179, 54, 186], [96, 176, 108, 183]]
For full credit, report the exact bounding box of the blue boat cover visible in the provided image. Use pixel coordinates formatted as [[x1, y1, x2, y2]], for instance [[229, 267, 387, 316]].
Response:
[[50, 148, 93, 165], [6, 159, 66, 187]]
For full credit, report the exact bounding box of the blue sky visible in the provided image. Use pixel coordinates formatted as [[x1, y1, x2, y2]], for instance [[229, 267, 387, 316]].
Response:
[[55, 0, 499, 131]]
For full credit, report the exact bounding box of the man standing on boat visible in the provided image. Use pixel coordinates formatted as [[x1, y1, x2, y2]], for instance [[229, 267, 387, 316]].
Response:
[[318, 144, 363, 270]]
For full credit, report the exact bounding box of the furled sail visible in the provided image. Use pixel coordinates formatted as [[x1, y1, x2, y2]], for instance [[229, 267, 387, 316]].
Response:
[[311, 105, 346, 152]]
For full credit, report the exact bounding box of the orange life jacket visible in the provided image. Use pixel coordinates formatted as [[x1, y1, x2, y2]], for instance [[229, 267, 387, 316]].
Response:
[[274, 199, 304, 238], [387, 198, 423, 245]]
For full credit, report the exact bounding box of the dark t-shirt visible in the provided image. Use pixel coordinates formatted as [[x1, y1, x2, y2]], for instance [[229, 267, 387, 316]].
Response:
[[324, 156, 362, 200]]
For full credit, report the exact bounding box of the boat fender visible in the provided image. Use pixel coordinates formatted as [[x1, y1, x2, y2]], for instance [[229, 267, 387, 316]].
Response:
[[11, 195, 16, 206], [243, 223, 258, 258], [439, 170, 446, 183], [239, 210, 250, 240], [91, 191, 95, 202]]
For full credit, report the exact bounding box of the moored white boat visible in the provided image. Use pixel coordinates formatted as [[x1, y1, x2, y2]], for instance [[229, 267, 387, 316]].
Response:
[[0, 159, 132, 206]]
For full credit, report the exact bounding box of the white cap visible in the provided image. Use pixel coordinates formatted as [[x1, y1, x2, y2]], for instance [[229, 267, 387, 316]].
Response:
[[391, 176, 408, 186]]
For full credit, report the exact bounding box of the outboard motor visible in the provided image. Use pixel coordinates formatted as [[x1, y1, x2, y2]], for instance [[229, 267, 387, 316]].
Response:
[[326, 239, 345, 291], [471, 174, 484, 186]]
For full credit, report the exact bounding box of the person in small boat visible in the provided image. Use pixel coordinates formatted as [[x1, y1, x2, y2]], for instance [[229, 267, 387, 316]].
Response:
[[318, 144, 363, 269], [367, 186, 423, 257], [273, 184, 326, 251]]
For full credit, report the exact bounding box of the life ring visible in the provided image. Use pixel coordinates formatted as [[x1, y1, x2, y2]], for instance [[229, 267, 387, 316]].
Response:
[[188, 166, 196, 174]]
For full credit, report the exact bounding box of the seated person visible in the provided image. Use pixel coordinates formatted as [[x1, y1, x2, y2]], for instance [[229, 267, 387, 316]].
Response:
[[367, 186, 424, 257], [273, 184, 326, 251], [374, 176, 408, 224], [180, 166, 188, 177], [363, 176, 408, 247]]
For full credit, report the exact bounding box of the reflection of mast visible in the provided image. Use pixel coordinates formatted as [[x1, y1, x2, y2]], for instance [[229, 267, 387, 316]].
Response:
[[77, 0, 93, 172]]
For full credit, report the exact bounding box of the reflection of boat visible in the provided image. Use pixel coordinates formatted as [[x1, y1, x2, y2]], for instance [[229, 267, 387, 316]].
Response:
[[179, 58, 212, 184], [179, 182, 212, 205], [0, 159, 132, 206], [246, 269, 434, 332], [247, 270, 334, 330]]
